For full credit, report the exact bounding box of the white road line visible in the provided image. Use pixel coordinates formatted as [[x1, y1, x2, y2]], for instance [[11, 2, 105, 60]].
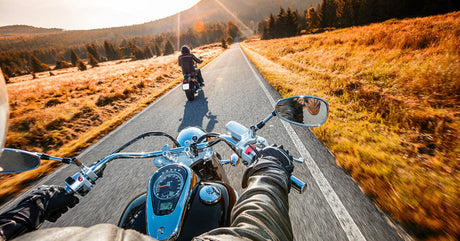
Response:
[[239, 45, 366, 241]]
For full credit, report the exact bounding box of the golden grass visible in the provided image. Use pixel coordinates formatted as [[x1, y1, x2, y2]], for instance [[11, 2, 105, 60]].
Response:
[[1, 43, 224, 203], [241, 12, 459, 241]]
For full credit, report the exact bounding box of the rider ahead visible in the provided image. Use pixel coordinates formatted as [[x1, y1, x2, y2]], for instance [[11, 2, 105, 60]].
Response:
[[178, 45, 204, 87], [0, 70, 293, 241]]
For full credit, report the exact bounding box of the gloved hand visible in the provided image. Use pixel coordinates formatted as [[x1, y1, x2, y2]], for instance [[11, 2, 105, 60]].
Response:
[[258, 145, 294, 176], [23, 185, 80, 222], [242, 145, 294, 191], [34, 185, 80, 222]]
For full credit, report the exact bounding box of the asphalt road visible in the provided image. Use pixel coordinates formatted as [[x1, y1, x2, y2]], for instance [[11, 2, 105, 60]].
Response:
[[2, 43, 407, 241]]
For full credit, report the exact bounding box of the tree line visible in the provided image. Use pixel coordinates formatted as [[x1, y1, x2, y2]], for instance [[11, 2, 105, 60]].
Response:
[[1, 20, 240, 81], [258, 0, 459, 39]]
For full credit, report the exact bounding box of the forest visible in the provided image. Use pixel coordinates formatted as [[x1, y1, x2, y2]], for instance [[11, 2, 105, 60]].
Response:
[[258, 0, 460, 39], [0, 21, 240, 81]]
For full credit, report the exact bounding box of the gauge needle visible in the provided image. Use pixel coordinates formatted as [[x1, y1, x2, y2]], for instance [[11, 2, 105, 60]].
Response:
[[157, 182, 171, 188]]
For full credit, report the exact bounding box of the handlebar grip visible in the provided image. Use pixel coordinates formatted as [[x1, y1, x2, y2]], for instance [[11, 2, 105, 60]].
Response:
[[290, 175, 307, 194]]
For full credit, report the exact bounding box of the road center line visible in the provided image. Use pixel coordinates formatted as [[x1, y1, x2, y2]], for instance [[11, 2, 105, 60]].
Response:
[[239, 44, 366, 241]]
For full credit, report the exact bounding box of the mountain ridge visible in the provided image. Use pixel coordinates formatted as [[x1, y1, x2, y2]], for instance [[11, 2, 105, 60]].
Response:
[[0, 0, 320, 41]]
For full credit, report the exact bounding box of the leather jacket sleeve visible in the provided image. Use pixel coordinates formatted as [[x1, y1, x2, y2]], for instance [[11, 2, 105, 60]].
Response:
[[192, 54, 202, 64], [0, 197, 46, 241], [194, 157, 293, 241]]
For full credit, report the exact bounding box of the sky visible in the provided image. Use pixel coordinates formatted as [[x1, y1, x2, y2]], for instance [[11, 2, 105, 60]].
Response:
[[0, 0, 201, 30]]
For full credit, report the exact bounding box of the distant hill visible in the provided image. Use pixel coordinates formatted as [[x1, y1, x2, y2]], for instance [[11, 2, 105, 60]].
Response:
[[0, 25, 63, 37], [0, 0, 321, 51]]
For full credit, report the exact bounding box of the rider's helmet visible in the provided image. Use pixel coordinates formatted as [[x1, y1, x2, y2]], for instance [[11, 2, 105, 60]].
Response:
[[0, 69, 9, 154], [181, 45, 190, 55], [176, 127, 206, 147]]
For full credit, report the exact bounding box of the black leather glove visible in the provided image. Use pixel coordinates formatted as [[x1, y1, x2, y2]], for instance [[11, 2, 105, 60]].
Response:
[[27, 185, 80, 222], [258, 145, 294, 176], [242, 145, 294, 191]]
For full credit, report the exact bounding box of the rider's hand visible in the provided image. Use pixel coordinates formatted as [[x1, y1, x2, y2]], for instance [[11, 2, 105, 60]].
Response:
[[258, 145, 294, 176], [242, 145, 294, 191], [25, 185, 79, 222]]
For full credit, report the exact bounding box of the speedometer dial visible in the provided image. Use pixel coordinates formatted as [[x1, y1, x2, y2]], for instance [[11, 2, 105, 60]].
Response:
[[153, 171, 184, 200]]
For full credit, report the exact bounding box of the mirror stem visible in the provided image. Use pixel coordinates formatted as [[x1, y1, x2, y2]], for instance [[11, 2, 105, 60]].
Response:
[[72, 157, 83, 167], [255, 111, 276, 131]]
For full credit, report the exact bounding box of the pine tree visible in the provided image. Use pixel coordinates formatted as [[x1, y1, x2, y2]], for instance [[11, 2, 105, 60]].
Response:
[[70, 48, 79, 66], [286, 8, 300, 37], [87, 53, 99, 67], [257, 20, 267, 36], [103, 40, 119, 61], [267, 13, 276, 39], [226, 20, 240, 39], [356, 0, 372, 24], [306, 7, 320, 31], [337, 0, 354, 27], [163, 40, 175, 55], [76, 59, 87, 71], [86, 43, 102, 62], [130, 44, 144, 60], [30, 54, 51, 73], [153, 43, 162, 57], [277, 7, 287, 37], [143, 46, 153, 59], [319, 0, 338, 28]]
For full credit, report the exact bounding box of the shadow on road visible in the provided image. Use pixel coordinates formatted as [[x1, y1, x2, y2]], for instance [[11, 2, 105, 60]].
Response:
[[178, 91, 218, 132]]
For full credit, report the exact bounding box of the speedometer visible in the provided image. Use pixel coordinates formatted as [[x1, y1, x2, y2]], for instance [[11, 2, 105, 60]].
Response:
[[153, 170, 184, 200]]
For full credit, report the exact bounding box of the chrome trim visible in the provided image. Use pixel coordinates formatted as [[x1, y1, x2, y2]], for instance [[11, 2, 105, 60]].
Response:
[[199, 185, 221, 204]]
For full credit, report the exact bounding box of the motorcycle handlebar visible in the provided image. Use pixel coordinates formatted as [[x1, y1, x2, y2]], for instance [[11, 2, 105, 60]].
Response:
[[66, 134, 307, 195]]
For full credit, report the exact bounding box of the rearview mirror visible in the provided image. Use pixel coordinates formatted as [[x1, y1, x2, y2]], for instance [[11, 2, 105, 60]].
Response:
[[275, 96, 328, 127], [0, 148, 41, 174]]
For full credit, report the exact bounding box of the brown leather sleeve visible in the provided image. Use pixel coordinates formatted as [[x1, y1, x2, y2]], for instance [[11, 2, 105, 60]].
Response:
[[194, 160, 293, 241]]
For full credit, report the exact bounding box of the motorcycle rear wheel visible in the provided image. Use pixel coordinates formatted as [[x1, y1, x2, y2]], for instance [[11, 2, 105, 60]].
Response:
[[185, 89, 195, 101]]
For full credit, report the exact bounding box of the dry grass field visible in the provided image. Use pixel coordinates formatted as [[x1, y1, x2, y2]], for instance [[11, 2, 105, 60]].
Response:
[[241, 12, 459, 241], [1, 43, 224, 203]]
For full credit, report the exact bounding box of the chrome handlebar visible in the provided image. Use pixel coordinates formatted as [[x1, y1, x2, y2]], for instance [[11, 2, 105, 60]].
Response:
[[63, 133, 307, 195]]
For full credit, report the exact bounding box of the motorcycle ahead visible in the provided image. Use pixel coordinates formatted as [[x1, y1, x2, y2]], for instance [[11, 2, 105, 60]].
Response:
[[182, 73, 199, 101], [182, 58, 203, 101], [0, 95, 328, 241]]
